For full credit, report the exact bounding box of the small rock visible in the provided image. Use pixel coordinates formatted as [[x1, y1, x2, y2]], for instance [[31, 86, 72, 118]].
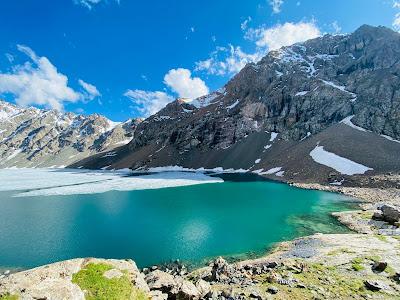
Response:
[[372, 262, 387, 273], [175, 277, 200, 299], [103, 268, 123, 279], [195, 279, 211, 298], [249, 290, 262, 299], [297, 283, 306, 289], [380, 205, 400, 224], [372, 211, 384, 220], [267, 286, 279, 294], [150, 290, 168, 300], [151, 265, 158, 271], [145, 270, 175, 292], [392, 272, 400, 283], [4, 270, 10, 275], [364, 280, 386, 292]]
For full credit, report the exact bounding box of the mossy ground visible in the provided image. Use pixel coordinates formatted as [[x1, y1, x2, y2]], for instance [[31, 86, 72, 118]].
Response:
[[72, 263, 148, 300], [0, 294, 18, 300], [257, 260, 396, 299]]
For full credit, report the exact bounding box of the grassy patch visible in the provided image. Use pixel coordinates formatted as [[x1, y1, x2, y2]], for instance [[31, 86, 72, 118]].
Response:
[[365, 255, 381, 263], [327, 248, 355, 256], [259, 261, 376, 299], [72, 263, 148, 300], [384, 265, 396, 277], [358, 211, 373, 220], [0, 294, 19, 300], [351, 258, 365, 271], [375, 235, 388, 242]]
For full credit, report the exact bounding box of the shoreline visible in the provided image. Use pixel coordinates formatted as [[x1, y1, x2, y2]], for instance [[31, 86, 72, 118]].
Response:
[[1, 179, 399, 299]]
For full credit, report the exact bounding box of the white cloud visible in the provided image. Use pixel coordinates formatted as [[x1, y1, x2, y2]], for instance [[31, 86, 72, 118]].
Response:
[[196, 21, 320, 76], [78, 79, 101, 100], [269, 0, 284, 14], [0, 45, 86, 111], [195, 45, 264, 76], [393, 1, 400, 31], [124, 89, 174, 117], [164, 68, 209, 99], [331, 21, 342, 34], [248, 22, 321, 51], [74, 0, 119, 10], [241, 17, 252, 31]]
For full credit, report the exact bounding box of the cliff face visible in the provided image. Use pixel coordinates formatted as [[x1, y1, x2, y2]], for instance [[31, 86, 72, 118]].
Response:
[[0, 100, 141, 168], [73, 25, 400, 185]]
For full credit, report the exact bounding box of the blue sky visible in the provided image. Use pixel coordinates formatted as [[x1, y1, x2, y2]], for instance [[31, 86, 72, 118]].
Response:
[[0, 0, 398, 121]]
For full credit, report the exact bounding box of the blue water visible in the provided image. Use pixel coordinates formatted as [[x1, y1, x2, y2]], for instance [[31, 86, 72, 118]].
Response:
[[0, 175, 357, 270]]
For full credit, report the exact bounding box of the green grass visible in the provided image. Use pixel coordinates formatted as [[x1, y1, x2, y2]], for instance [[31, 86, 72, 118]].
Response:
[[375, 235, 388, 242], [0, 294, 19, 300], [259, 260, 373, 299], [72, 263, 148, 300], [351, 258, 365, 271], [327, 248, 356, 256]]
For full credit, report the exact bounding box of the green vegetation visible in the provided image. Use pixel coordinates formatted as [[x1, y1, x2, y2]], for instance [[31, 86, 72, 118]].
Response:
[[72, 263, 148, 300], [358, 211, 373, 220], [0, 294, 19, 300], [384, 265, 396, 277], [375, 235, 388, 242], [351, 258, 365, 271], [328, 248, 356, 256], [259, 260, 378, 299]]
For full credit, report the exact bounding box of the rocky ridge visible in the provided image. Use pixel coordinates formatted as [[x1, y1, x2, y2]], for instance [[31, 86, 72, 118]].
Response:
[[0, 100, 141, 168], [74, 25, 400, 186]]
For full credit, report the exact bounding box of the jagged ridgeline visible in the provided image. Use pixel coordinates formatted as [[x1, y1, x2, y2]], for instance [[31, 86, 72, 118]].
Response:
[[2, 25, 400, 185], [72, 25, 400, 184], [0, 100, 141, 168]]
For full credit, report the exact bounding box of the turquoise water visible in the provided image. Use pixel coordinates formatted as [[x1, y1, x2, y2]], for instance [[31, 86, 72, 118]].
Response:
[[0, 175, 357, 270]]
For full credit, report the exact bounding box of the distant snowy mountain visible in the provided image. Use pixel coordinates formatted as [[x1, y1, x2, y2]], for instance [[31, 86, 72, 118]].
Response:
[[73, 25, 400, 186], [0, 100, 141, 168]]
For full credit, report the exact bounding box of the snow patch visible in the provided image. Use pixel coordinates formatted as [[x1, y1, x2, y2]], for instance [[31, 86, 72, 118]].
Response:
[[255, 159, 261, 164], [270, 132, 278, 142], [295, 91, 309, 96], [263, 167, 283, 175], [310, 146, 373, 175], [226, 100, 240, 110]]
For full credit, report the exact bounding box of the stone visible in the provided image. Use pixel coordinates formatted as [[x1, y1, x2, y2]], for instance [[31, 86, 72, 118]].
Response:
[[371, 262, 387, 273], [195, 279, 211, 297], [249, 290, 263, 299], [175, 278, 199, 300], [150, 290, 168, 300], [209, 257, 231, 282], [103, 268, 123, 279], [267, 286, 279, 294], [380, 205, 400, 224], [145, 270, 176, 293], [372, 211, 384, 220], [364, 280, 387, 292], [0, 258, 150, 300]]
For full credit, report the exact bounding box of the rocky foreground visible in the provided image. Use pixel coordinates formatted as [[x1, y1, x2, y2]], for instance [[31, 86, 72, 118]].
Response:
[[1, 202, 399, 300]]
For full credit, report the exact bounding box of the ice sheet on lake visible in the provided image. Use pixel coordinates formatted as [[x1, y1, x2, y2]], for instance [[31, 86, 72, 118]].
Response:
[[0, 168, 223, 197], [309, 146, 373, 175]]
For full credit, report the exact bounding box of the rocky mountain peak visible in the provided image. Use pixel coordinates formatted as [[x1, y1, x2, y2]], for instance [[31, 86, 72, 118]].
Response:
[[0, 100, 141, 168]]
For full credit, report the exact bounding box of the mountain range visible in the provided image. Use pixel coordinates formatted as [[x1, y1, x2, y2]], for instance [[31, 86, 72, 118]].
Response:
[[2, 25, 400, 187]]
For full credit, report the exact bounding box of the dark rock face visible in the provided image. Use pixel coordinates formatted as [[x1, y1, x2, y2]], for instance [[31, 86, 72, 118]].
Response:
[[380, 205, 400, 224], [77, 25, 400, 180]]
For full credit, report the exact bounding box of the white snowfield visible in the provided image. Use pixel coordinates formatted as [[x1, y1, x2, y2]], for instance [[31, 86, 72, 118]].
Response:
[[341, 115, 400, 144], [309, 146, 373, 175], [0, 168, 223, 197]]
